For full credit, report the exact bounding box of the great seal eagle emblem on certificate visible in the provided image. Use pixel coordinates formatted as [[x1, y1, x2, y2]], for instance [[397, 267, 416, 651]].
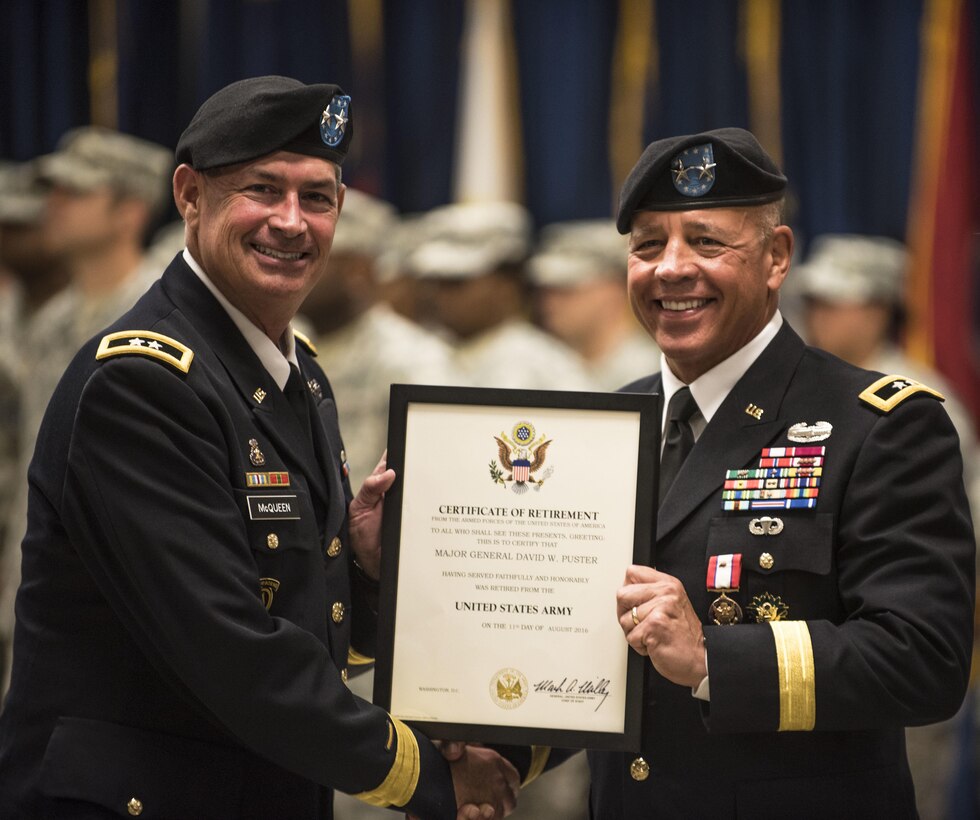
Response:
[[489, 421, 554, 494]]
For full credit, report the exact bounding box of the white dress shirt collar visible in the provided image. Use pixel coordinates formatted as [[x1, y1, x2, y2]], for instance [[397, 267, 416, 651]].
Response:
[[660, 311, 783, 437], [183, 249, 297, 390]]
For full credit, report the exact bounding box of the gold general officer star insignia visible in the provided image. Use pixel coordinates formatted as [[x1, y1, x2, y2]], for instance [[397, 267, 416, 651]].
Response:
[[859, 374, 944, 413], [96, 331, 193, 373]]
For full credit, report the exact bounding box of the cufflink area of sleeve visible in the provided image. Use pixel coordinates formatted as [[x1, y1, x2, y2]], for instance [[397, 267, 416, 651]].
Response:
[[353, 717, 420, 808]]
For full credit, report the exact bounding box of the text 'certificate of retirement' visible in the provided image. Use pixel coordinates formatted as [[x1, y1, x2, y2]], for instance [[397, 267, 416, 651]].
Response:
[[375, 385, 657, 752]]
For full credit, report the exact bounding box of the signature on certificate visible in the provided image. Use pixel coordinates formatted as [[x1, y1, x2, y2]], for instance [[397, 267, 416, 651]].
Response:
[[533, 677, 611, 711]]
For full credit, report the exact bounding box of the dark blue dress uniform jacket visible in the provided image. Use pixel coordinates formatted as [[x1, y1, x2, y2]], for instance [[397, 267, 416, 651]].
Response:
[[0, 256, 458, 819], [584, 322, 975, 820]]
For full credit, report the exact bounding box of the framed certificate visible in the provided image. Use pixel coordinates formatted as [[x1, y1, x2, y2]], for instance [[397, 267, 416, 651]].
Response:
[[374, 385, 658, 752]]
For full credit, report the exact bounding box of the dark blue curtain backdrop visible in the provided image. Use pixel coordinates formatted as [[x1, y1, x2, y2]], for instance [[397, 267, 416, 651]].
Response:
[[1, 0, 977, 253], [511, 0, 619, 224]]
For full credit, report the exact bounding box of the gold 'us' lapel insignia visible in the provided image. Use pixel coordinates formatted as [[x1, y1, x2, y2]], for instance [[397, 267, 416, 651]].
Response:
[[859, 375, 944, 413], [96, 331, 193, 373], [260, 578, 280, 609], [253, 387, 267, 404], [745, 403, 764, 420]]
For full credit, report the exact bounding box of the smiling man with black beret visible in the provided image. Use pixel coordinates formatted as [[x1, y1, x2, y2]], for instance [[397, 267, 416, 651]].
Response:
[[580, 127, 974, 818], [0, 76, 519, 820]]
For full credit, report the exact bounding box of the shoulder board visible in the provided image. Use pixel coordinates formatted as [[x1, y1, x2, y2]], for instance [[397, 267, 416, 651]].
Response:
[[858, 374, 944, 413], [293, 329, 318, 357], [96, 331, 194, 374]]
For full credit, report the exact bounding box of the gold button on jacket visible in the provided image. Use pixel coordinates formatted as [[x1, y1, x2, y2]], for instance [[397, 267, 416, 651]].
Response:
[[327, 536, 342, 557], [630, 757, 650, 781], [266, 532, 279, 550], [127, 797, 144, 816], [331, 602, 345, 624]]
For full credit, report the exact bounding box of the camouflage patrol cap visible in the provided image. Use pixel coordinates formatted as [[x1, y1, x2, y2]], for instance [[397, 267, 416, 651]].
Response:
[[330, 189, 397, 257], [36, 126, 173, 217], [616, 127, 786, 233], [796, 234, 908, 305], [527, 220, 627, 287], [176, 76, 353, 171], [0, 161, 46, 224], [408, 201, 532, 280]]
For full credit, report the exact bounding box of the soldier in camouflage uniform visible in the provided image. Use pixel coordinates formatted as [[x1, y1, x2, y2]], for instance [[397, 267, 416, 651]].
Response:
[[529, 219, 661, 390], [408, 201, 595, 393], [1, 128, 173, 690], [797, 233, 980, 820], [301, 189, 466, 494]]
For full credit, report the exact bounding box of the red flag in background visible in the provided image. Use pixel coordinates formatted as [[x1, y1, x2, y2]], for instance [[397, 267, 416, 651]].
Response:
[[906, 0, 980, 425]]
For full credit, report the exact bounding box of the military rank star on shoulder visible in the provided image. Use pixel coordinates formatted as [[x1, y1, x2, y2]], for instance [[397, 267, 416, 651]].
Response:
[[95, 330, 194, 373]]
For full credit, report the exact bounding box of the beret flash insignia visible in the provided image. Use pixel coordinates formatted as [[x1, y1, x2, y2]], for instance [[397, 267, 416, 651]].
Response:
[[96, 330, 193, 373], [858, 374, 945, 413], [320, 94, 351, 148], [672, 143, 716, 198]]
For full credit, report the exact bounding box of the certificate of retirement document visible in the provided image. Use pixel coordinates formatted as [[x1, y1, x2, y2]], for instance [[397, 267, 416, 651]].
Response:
[[375, 386, 657, 751]]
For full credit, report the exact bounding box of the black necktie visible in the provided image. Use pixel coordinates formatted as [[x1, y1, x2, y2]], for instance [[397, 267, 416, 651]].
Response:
[[659, 386, 699, 504], [284, 364, 313, 443]]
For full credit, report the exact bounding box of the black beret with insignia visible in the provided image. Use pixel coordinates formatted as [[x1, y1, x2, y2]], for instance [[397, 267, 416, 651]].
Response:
[[175, 75, 353, 171], [616, 127, 786, 233]]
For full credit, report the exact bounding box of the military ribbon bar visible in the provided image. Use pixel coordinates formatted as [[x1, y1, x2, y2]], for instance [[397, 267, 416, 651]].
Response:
[[724, 477, 821, 490], [758, 456, 825, 468], [760, 446, 826, 458], [724, 498, 818, 511], [722, 487, 820, 501], [246, 471, 291, 487]]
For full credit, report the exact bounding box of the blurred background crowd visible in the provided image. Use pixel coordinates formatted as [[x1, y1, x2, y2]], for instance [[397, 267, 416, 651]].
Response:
[[1, 1, 978, 818]]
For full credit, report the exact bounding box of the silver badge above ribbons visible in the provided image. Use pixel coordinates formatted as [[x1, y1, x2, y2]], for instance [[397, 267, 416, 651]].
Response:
[[787, 421, 833, 443], [671, 143, 716, 197], [320, 94, 351, 147]]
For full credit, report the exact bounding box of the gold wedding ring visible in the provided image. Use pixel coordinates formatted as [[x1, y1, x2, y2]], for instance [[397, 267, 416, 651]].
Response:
[[631, 606, 639, 626]]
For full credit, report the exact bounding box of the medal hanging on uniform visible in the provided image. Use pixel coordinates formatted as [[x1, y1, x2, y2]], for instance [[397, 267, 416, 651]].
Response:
[[706, 553, 743, 625]]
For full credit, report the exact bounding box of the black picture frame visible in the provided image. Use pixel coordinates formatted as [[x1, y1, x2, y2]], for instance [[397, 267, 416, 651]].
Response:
[[374, 384, 659, 752]]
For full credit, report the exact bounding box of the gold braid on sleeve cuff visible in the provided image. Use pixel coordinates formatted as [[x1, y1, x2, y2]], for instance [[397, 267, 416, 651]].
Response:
[[523, 745, 551, 787], [353, 718, 420, 807], [769, 621, 816, 731]]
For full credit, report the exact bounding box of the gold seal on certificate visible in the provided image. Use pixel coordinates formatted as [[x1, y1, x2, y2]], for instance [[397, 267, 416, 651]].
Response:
[[490, 668, 528, 710], [374, 385, 658, 752]]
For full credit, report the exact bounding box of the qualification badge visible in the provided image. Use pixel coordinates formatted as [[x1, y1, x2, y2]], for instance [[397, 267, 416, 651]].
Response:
[[787, 421, 832, 443], [248, 438, 266, 467], [706, 553, 743, 625], [747, 592, 789, 623]]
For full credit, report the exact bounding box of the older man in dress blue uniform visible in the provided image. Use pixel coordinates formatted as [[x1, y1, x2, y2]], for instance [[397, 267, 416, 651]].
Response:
[[0, 76, 520, 820], [586, 129, 974, 818]]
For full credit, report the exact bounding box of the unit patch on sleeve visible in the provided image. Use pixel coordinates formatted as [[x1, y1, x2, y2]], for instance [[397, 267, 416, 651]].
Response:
[[96, 330, 194, 374], [858, 374, 945, 413]]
